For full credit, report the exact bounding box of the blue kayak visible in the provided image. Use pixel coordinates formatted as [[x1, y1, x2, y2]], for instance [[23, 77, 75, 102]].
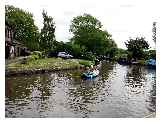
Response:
[[146, 59, 156, 67], [82, 70, 99, 79]]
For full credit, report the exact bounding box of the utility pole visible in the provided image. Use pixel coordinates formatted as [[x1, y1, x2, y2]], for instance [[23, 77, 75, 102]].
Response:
[[152, 22, 156, 43]]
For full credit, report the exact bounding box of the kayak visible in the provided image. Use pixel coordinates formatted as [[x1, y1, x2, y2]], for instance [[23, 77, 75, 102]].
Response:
[[146, 59, 156, 67], [82, 70, 99, 79]]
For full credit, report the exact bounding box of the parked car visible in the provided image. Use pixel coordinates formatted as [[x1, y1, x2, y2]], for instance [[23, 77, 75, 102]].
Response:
[[96, 55, 107, 60], [48, 50, 58, 58], [57, 52, 73, 59]]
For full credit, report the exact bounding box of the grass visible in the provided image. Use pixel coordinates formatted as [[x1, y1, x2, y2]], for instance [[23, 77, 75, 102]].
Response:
[[6, 57, 92, 71], [78, 59, 94, 67]]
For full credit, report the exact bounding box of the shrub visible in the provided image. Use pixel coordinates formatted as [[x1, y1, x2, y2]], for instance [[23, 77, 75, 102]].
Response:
[[24, 51, 44, 64], [31, 51, 43, 59], [112, 56, 118, 61]]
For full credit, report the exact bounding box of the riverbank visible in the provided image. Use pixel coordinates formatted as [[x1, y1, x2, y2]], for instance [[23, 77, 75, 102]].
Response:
[[145, 112, 156, 118], [6, 57, 94, 76], [117, 58, 156, 67]]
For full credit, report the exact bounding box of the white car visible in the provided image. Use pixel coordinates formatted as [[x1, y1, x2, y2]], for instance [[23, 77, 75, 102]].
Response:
[[57, 52, 73, 58]]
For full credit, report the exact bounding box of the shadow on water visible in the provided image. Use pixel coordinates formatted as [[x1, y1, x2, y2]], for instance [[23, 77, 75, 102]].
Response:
[[5, 61, 156, 118]]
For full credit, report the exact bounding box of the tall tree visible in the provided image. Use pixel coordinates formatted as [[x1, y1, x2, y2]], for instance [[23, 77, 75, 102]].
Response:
[[125, 37, 149, 60], [40, 10, 56, 51], [69, 13, 117, 55], [5, 5, 39, 50]]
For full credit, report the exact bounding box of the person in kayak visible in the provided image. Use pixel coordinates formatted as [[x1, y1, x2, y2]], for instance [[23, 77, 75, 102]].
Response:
[[92, 65, 99, 74], [89, 65, 99, 75], [85, 66, 90, 73], [82, 65, 99, 78], [84, 66, 94, 75]]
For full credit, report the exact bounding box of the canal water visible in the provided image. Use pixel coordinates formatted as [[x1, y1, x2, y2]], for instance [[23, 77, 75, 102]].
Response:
[[5, 61, 156, 118]]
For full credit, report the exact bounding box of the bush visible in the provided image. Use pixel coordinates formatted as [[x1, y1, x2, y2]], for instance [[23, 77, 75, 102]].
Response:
[[31, 51, 43, 59], [24, 51, 44, 64], [112, 56, 118, 61]]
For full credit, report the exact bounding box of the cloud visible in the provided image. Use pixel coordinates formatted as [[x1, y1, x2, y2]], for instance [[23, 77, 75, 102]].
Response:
[[63, 11, 77, 16], [120, 4, 135, 8]]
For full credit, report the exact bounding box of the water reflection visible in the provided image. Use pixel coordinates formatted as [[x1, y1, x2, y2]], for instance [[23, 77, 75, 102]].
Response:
[[124, 65, 156, 115], [66, 78, 109, 118], [125, 66, 146, 93], [145, 68, 156, 113], [5, 62, 156, 118]]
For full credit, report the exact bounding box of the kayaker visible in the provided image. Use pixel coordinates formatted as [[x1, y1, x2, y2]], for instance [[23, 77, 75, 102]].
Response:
[[92, 65, 97, 71], [84, 65, 94, 75], [85, 66, 90, 73], [82, 65, 99, 78], [84, 65, 96, 74], [90, 64, 93, 69]]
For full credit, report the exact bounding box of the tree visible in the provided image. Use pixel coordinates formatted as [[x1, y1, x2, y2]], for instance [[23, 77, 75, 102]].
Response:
[[125, 37, 149, 60], [5, 5, 39, 50], [148, 49, 156, 59], [69, 13, 117, 56], [40, 10, 56, 51]]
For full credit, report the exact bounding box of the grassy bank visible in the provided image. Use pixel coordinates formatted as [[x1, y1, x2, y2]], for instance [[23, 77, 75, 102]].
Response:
[[6, 57, 93, 72]]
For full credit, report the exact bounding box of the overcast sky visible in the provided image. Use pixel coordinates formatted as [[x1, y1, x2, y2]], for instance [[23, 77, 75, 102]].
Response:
[[5, 0, 159, 49]]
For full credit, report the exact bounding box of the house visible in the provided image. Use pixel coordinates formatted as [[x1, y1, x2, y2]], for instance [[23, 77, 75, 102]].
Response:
[[5, 25, 30, 59]]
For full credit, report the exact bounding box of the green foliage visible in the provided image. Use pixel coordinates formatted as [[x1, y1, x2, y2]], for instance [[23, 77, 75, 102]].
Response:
[[40, 10, 56, 51], [70, 13, 102, 35], [138, 59, 146, 65], [113, 48, 127, 60], [117, 48, 127, 54], [148, 50, 156, 59], [82, 51, 96, 61], [25, 51, 44, 63], [70, 44, 81, 57], [69, 13, 117, 57], [127, 51, 133, 60], [70, 44, 87, 58], [5, 5, 39, 51], [26, 55, 37, 63], [79, 59, 94, 67], [125, 37, 149, 60], [31, 51, 44, 59], [106, 47, 118, 58], [140, 49, 156, 61]]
